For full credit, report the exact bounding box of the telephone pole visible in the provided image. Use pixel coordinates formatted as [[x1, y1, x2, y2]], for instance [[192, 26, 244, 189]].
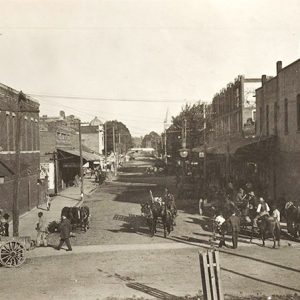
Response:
[[104, 122, 108, 172], [12, 92, 24, 236], [203, 103, 207, 191], [113, 126, 117, 176], [78, 121, 84, 201]]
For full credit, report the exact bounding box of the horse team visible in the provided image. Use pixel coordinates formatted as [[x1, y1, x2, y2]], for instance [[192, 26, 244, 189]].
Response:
[[61, 205, 90, 232], [141, 189, 177, 238]]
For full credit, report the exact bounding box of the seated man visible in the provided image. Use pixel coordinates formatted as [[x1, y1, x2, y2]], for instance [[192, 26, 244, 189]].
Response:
[[253, 197, 270, 227], [164, 188, 177, 222]]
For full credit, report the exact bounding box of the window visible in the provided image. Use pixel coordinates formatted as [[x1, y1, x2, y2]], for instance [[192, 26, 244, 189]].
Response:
[[259, 107, 263, 134], [266, 105, 269, 136], [284, 99, 288, 134], [274, 103, 278, 135], [297, 95, 300, 131]]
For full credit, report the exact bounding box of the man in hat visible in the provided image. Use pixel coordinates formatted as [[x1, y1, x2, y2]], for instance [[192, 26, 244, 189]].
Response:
[[56, 215, 72, 251], [253, 197, 270, 227], [228, 211, 240, 249]]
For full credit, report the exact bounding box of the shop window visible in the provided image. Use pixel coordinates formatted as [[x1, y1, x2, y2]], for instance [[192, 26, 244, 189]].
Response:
[[297, 94, 300, 131], [284, 98, 288, 134], [266, 105, 269, 136]]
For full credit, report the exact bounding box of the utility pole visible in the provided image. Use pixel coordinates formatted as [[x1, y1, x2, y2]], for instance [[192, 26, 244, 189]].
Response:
[[104, 122, 107, 172], [203, 103, 207, 191], [78, 121, 84, 201], [12, 92, 24, 237], [164, 109, 168, 164], [183, 119, 187, 148], [118, 132, 121, 167], [113, 125, 117, 176], [53, 151, 59, 195], [164, 127, 167, 164]]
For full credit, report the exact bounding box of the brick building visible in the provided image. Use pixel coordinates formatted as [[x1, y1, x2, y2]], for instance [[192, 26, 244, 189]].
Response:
[[40, 112, 100, 193], [256, 59, 300, 203], [0, 83, 40, 214], [202, 75, 262, 188]]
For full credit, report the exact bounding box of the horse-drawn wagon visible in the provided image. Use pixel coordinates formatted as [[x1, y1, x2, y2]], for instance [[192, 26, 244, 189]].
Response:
[[0, 236, 31, 268]]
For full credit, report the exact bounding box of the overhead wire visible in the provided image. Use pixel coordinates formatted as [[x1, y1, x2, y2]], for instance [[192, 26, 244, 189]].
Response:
[[28, 93, 185, 104]]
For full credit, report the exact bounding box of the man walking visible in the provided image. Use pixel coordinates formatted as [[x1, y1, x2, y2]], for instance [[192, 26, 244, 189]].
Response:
[[228, 211, 240, 249], [36, 212, 48, 247], [56, 215, 72, 251]]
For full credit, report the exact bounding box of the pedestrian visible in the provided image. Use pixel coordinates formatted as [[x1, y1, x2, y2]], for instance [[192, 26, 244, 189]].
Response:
[[0, 209, 4, 236], [36, 212, 48, 247], [227, 211, 240, 249], [199, 198, 204, 216], [46, 194, 51, 211], [56, 215, 72, 251], [1, 212, 10, 236], [215, 213, 227, 248]]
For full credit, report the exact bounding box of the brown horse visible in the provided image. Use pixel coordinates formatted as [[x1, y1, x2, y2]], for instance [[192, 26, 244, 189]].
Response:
[[250, 215, 280, 248]]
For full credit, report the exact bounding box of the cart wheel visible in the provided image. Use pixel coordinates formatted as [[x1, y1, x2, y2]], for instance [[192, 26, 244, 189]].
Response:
[[0, 241, 26, 267]]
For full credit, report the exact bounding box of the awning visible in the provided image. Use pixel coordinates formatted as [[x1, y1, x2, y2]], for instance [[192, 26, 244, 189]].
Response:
[[57, 148, 102, 162], [192, 145, 218, 154], [192, 136, 275, 156], [234, 135, 276, 158], [0, 161, 14, 176]]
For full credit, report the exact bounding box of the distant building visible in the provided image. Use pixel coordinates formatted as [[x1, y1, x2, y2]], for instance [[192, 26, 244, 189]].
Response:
[[199, 76, 262, 188], [81, 116, 104, 155], [210, 75, 260, 142], [0, 83, 40, 214], [40, 112, 100, 193], [256, 59, 300, 202]]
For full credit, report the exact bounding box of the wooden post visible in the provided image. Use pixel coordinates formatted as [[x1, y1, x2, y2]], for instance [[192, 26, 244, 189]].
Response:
[[199, 249, 224, 300], [78, 121, 84, 201], [12, 92, 24, 237]]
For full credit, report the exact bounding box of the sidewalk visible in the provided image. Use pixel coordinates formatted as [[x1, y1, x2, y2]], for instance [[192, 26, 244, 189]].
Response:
[[9, 179, 98, 239]]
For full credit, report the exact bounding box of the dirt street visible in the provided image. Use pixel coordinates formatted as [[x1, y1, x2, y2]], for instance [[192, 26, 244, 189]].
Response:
[[0, 173, 300, 300]]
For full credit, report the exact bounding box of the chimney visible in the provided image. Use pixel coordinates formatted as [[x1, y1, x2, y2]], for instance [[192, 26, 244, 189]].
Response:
[[276, 61, 282, 74], [262, 75, 267, 85]]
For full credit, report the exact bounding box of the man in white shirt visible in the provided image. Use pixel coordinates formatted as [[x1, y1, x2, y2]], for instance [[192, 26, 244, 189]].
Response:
[[271, 204, 281, 229], [253, 197, 270, 227]]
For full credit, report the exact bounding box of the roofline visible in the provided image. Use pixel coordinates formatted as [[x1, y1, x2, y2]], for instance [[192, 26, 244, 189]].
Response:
[[256, 58, 300, 92], [0, 82, 39, 105]]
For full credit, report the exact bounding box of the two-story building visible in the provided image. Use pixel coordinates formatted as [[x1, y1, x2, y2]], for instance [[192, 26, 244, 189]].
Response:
[[0, 83, 40, 214], [256, 59, 300, 204], [202, 75, 263, 189], [40, 112, 100, 194]]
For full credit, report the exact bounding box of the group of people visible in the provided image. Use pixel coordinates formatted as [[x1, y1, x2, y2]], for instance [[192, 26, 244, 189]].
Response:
[[201, 181, 283, 249], [35, 211, 72, 251]]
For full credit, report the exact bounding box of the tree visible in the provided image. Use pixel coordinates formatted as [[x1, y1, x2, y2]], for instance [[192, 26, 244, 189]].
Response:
[[141, 131, 162, 154], [165, 102, 212, 161], [104, 120, 132, 154]]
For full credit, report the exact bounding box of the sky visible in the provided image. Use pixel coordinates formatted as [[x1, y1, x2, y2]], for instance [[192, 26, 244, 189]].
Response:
[[0, 0, 300, 136]]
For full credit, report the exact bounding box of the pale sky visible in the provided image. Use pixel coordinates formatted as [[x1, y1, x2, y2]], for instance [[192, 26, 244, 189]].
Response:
[[0, 0, 300, 136]]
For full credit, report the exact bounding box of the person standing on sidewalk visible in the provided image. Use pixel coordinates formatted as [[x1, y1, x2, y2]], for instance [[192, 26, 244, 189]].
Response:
[[46, 194, 51, 211], [56, 215, 72, 251], [36, 212, 48, 247], [227, 211, 240, 249]]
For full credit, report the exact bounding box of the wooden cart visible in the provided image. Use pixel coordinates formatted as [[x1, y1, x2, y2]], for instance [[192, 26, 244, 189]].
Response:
[[0, 236, 31, 268]]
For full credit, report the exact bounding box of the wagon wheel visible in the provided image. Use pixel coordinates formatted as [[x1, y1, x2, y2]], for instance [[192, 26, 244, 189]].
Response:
[[0, 241, 26, 267]]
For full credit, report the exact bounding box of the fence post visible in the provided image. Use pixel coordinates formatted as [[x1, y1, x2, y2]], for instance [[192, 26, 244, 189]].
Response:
[[199, 249, 224, 300]]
